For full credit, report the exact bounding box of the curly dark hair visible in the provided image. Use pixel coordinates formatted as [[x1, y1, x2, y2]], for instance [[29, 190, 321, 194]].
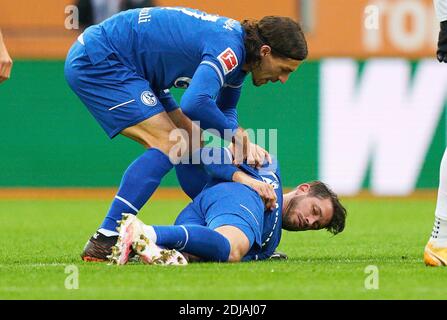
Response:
[[307, 181, 347, 235], [241, 16, 308, 67]]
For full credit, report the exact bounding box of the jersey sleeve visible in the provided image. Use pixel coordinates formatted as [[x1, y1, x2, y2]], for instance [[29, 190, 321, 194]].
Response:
[[180, 36, 245, 137], [201, 36, 245, 87], [180, 63, 239, 138], [216, 86, 241, 129], [192, 147, 240, 182], [157, 89, 179, 113]]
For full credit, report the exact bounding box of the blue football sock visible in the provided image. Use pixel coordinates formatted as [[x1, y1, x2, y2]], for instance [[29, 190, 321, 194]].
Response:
[[153, 225, 231, 262], [100, 148, 173, 232]]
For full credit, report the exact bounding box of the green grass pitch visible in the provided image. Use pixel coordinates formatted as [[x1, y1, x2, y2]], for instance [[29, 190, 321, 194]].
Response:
[[1, 196, 447, 300]]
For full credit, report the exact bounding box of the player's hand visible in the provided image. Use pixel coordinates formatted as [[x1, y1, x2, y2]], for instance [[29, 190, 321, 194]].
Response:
[[230, 128, 272, 168], [437, 21, 447, 63], [245, 142, 272, 169], [232, 171, 277, 211], [0, 39, 12, 83], [248, 179, 277, 211]]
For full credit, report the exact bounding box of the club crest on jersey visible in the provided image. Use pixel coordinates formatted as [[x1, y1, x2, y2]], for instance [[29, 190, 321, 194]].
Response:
[[141, 91, 158, 106], [218, 48, 238, 75], [262, 176, 280, 190]]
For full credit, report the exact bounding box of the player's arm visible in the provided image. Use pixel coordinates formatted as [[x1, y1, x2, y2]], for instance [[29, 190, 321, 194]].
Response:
[[216, 84, 271, 167], [217, 84, 272, 168], [196, 147, 277, 210], [0, 28, 13, 83], [216, 85, 241, 129], [232, 170, 277, 210], [434, 0, 447, 62], [181, 64, 239, 137], [182, 65, 271, 167]]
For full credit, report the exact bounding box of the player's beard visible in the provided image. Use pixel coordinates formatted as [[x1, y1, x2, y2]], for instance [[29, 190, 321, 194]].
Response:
[[252, 76, 267, 87], [250, 63, 265, 86], [251, 72, 262, 86], [282, 195, 307, 231], [252, 78, 262, 86]]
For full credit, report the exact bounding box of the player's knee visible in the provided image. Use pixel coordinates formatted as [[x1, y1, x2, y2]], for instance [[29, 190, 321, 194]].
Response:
[[215, 226, 250, 263], [227, 247, 244, 262], [226, 238, 249, 262]]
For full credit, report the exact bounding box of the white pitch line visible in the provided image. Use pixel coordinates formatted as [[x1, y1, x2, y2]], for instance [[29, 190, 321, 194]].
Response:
[[0, 263, 68, 268]]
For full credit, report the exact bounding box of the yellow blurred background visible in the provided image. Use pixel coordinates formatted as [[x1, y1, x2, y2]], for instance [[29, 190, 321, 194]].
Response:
[[0, 0, 440, 59]]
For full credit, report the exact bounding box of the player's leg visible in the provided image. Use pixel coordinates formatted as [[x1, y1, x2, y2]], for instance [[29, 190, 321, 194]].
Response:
[[167, 108, 209, 199], [112, 201, 231, 263], [65, 42, 188, 261], [143, 183, 261, 262], [82, 112, 186, 261], [137, 222, 251, 263], [213, 225, 251, 262], [146, 199, 232, 262], [98, 112, 184, 234], [425, 149, 447, 266], [143, 224, 233, 262], [111, 186, 259, 263]]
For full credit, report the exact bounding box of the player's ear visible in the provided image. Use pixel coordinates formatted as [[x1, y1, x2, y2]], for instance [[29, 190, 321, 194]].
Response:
[[260, 45, 272, 57], [295, 183, 310, 195]]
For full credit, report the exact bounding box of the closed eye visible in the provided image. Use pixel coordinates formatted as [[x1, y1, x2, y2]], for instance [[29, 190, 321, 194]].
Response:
[[313, 206, 322, 229]]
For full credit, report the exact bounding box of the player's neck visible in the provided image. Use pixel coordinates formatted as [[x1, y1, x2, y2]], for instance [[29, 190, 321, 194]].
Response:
[[281, 191, 294, 216]]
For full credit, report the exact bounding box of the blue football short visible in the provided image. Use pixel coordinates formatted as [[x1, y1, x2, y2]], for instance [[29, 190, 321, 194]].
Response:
[[64, 40, 165, 138], [174, 182, 265, 250]]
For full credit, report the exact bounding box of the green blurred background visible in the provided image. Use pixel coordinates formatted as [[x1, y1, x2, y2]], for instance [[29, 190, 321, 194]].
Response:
[[0, 60, 443, 189]]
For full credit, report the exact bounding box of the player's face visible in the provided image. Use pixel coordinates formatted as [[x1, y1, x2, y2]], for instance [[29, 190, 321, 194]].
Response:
[[282, 194, 334, 232], [250, 46, 301, 87]]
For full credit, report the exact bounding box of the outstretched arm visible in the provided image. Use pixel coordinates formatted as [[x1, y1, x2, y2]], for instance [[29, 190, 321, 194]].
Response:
[[0, 29, 13, 83]]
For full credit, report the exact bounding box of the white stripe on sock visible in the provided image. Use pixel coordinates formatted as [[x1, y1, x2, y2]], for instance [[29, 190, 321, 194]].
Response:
[[98, 228, 119, 237], [178, 225, 189, 251], [115, 196, 139, 213]]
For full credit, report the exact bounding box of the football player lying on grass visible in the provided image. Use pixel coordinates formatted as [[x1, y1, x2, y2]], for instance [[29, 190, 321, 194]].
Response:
[[109, 147, 347, 265]]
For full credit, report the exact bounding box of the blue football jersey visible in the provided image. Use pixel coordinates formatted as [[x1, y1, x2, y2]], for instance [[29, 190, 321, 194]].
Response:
[[199, 150, 284, 260], [82, 7, 247, 92], [238, 160, 284, 261]]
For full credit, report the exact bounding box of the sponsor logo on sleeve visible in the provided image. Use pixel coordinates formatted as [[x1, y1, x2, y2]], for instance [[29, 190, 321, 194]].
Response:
[[218, 48, 238, 75]]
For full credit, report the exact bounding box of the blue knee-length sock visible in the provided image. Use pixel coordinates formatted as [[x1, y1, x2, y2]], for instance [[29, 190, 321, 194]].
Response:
[[100, 148, 173, 233], [152, 225, 231, 262]]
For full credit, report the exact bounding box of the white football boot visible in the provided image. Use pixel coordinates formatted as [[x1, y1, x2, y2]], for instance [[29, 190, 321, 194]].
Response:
[[133, 233, 188, 266], [108, 213, 143, 265]]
